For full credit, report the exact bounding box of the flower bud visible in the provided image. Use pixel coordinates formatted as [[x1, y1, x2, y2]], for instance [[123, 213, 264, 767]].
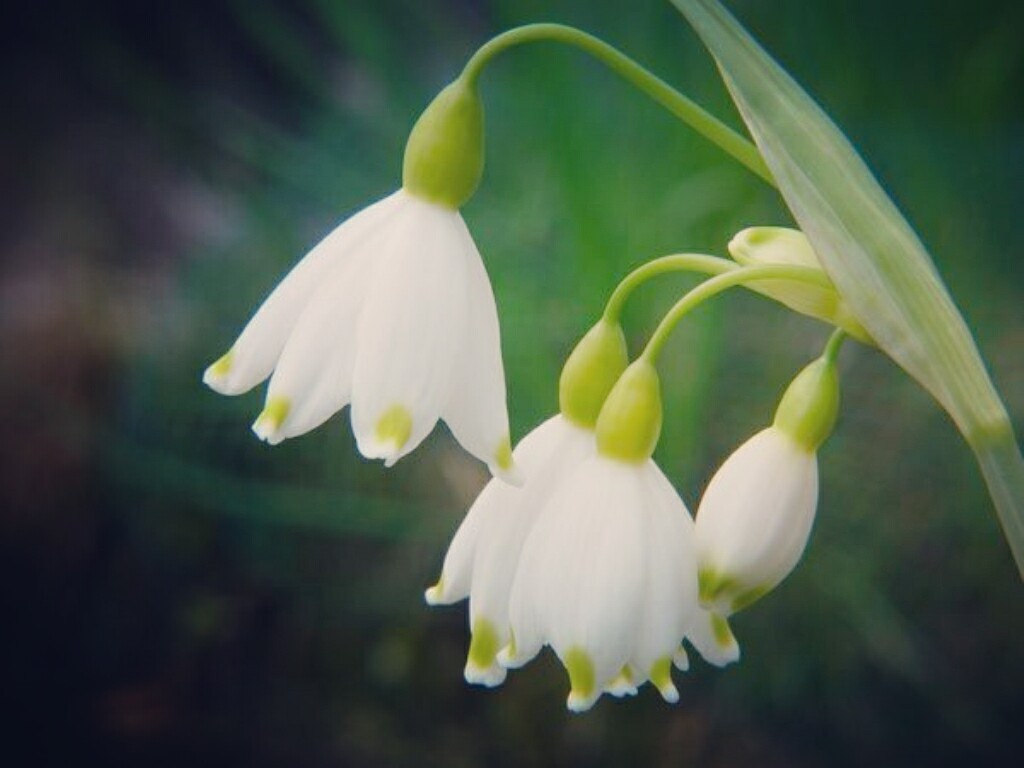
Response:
[[729, 227, 871, 343], [695, 353, 840, 614]]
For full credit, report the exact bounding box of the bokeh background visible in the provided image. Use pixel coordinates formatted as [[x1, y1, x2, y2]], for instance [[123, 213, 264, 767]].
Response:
[[3, 0, 1023, 765]]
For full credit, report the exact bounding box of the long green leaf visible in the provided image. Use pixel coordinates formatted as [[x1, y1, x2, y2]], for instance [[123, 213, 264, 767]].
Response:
[[671, 0, 1024, 576]]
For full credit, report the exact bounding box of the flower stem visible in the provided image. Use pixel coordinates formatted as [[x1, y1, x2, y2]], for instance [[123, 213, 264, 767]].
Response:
[[640, 264, 833, 365], [822, 328, 848, 365], [459, 23, 775, 186], [602, 253, 738, 323]]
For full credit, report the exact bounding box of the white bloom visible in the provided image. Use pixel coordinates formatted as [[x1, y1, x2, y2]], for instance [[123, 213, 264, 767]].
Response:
[[203, 189, 514, 478], [695, 425, 818, 615], [424, 415, 595, 686], [504, 455, 699, 712]]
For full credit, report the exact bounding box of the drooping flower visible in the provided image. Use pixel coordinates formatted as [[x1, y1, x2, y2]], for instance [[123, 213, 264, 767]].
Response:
[[503, 450, 699, 711], [426, 322, 740, 711], [203, 79, 516, 477], [696, 351, 840, 615], [500, 359, 702, 711]]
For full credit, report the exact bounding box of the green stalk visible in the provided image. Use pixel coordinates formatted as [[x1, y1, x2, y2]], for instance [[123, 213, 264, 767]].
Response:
[[640, 264, 832, 364], [602, 253, 738, 323], [460, 23, 774, 186]]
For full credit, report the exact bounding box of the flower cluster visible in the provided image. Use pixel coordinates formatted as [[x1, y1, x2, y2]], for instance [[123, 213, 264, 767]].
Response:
[[425, 339, 836, 711], [204, 41, 846, 714]]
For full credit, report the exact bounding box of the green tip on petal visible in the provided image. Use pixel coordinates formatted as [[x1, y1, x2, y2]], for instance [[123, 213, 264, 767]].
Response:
[[730, 586, 769, 614], [207, 349, 234, 378], [252, 396, 291, 442], [711, 613, 735, 648], [700, 568, 771, 616], [203, 349, 235, 389], [467, 619, 501, 671], [494, 437, 513, 471], [423, 577, 444, 605], [650, 657, 679, 703], [606, 666, 638, 698], [490, 435, 523, 485], [564, 647, 596, 712], [375, 405, 413, 452]]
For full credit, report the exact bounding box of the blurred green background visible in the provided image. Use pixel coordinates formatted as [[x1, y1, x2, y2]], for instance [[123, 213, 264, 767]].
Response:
[[3, 0, 1022, 765]]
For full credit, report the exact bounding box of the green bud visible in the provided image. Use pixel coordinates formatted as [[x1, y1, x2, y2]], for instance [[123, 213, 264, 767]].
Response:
[[729, 227, 872, 344], [559, 319, 629, 428], [773, 356, 841, 452], [595, 359, 663, 463], [402, 78, 485, 209]]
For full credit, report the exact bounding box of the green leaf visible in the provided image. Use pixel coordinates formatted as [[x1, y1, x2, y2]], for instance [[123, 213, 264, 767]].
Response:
[[670, 0, 1024, 577]]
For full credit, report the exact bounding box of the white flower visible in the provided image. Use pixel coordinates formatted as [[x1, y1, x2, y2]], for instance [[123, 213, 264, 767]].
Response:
[[203, 189, 515, 478], [694, 425, 818, 615], [503, 454, 699, 712], [424, 414, 595, 686]]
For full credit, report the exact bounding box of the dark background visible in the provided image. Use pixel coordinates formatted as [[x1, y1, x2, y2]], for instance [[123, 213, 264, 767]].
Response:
[[2, 1, 1023, 765]]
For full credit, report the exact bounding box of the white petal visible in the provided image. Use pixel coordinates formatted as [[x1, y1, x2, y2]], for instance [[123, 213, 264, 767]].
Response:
[[350, 193, 469, 466], [509, 457, 647, 704], [441, 216, 513, 480], [627, 462, 698, 688], [425, 415, 592, 608], [467, 417, 595, 654], [685, 609, 741, 667], [424, 478, 506, 607], [204, 191, 402, 395], [695, 426, 818, 614], [252, 232, 381, 444]]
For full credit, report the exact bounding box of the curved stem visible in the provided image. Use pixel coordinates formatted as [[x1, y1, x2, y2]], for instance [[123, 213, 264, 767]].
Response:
[[822, 327, 848, 365], [640, 264, 833, 364], [460, 23, 775, 186], [602, 253, 738, 323]]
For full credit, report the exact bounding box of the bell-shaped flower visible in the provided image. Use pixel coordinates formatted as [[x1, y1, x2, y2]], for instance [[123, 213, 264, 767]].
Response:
[[503, 452, 699, 711], [696, 352, 841, 615], [202, 78, 516, 477], [501, 360, 700, 711]]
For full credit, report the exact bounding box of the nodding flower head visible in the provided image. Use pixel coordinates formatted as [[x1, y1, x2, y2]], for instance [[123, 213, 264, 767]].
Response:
[[203, 80, 515, 479], [696, 353, 840, 615]]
